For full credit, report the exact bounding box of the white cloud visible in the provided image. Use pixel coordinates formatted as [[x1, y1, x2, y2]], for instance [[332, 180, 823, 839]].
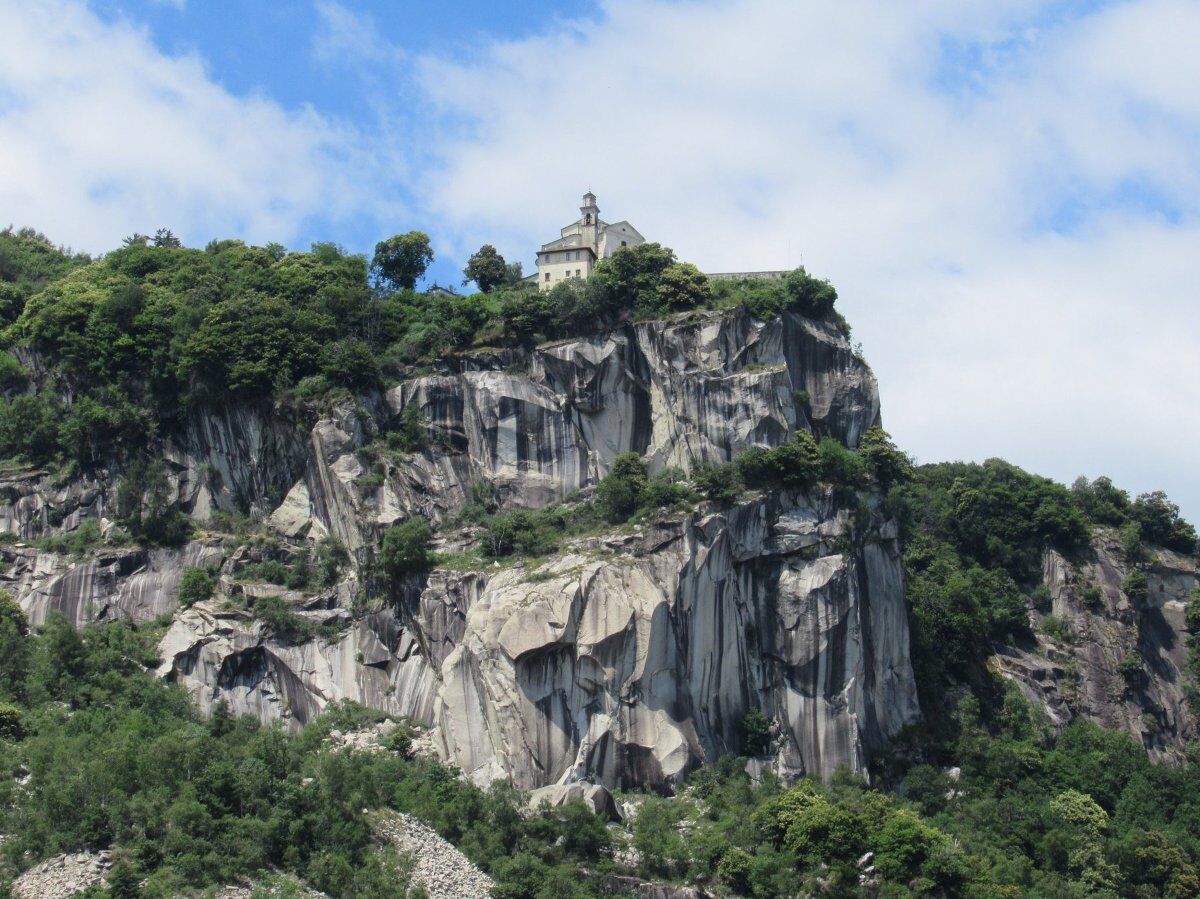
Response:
[[0, 0, 393, 253], [413, 0, 1200, 518]]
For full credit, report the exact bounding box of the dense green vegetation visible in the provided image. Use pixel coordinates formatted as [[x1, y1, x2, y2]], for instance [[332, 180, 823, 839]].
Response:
[[0, 229, 844, 478], [0, 600, 619, 898], [886, 460, 1198, 753], [6, 591, 1199, 898]]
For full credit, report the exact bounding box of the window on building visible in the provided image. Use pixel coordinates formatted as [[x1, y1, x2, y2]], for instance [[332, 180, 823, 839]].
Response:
[[545, 273, 551, 282], [621, 241, 627, 247], [575, 269, 581, 277]]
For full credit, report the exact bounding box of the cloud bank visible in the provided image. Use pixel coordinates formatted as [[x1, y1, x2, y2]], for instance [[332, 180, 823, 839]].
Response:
[[0, 0, 385, 252], [414, 0, 1200, 517]]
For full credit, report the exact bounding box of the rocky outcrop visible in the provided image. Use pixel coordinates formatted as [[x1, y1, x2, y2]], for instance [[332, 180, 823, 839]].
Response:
[[992, 531, 1198, 759], [373, 812, 494, 899], [378, 309, 877, 523], [10, 851, 110, 899], [155, 488, 919, 791], [1, 540, 224, 627]]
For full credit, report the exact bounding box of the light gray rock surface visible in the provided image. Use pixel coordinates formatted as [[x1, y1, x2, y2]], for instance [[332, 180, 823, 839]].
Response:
[[373, 812, 493, 899], [10, 851, 110, 899]]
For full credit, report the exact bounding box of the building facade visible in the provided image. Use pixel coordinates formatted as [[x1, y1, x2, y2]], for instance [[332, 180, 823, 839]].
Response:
[[535, 192, 645, 289]]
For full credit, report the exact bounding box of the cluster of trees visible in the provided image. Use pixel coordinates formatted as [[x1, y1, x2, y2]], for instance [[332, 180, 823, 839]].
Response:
[[495, 243, 843, 345], [887, 459, 1198, 739], [8, 591, 1200, 898], [417, 428, 910, 568], [1071, 476, 1198, 555], [0, 227, 848, 474], [0, 602, 620, 897]]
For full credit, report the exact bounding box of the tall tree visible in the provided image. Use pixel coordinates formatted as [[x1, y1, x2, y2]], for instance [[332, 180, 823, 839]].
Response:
[[372, 231, 434, 291], [463, 244, 509, 293]]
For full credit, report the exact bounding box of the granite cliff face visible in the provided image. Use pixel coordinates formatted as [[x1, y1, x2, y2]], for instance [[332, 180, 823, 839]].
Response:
[[992, 533, 1198, 760], [1, 307, 912, 790]]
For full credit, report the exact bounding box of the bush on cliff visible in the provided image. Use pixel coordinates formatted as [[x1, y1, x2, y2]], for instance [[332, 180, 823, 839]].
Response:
[[735, 431, 821, 490], [381, 518, 432, 579], [595, 452, 651, 523], [177, 567, 216, 608]]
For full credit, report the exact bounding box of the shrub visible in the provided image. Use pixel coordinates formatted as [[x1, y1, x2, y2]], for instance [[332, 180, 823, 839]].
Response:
[[857, 427, 913, 489], [315, 536, 349, 587], [639, 468, 696, 513], [116, 460, 191, 547], [241, 559, 288, 585], [250, 595, 313, 642], [692, 462, 741, 505], [595, 453, 649, 524], [740, 708, 772, 756], [1040, 614, 1070, 643], [1120, 521, 1147, 563], [35, 519, 103, 557], [388, 405, 428, 454], [817, 438, 867, 488], [736, 432, 822, 491], [1030, 585, 1053, 613], [1124, 570, 1149, 603], [178, 567, 216, 608], [1117, 652, 1144, 686], [381, 518, 432, 579]]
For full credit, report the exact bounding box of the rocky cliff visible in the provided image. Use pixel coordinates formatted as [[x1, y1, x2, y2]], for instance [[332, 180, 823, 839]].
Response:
[[6, 304, 1190, 795], [992, 532, 1198, 760], [1, 307, 919, 790]]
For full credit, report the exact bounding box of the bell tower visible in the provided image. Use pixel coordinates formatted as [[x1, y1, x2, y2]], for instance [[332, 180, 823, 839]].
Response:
[[579, 191, 600, 252]]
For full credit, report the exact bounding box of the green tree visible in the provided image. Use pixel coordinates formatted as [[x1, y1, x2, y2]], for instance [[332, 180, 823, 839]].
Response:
[[740, 707, 771, 755], [372, 231, 434, 291], [768, 432, 822, 489], [595, 453, 649, 523], [655, 262, 712, 312], [782, 267, 838, 317], [857, 427, 913, 488], [1049, 789, 1120, 891], [1132, 490, 1198, 554], [177, 567, 216, 608], [106, 861, 142, 898], [692, 462, 741, 505], [152, 227, 182, 248], [0, 590, 30, 702], [463, 244, 509, 293], [590, 242, 676, 314], [389, 404, 428, 453], [817, 438, 867, 487], [381, 518, 432, 579]]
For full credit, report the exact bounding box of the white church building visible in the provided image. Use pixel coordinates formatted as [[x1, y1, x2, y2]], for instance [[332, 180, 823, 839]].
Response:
[[534, 192, 645, 289]]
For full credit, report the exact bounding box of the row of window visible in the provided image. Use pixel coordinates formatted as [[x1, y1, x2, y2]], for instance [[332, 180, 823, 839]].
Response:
[[544, 269, 584, 281]]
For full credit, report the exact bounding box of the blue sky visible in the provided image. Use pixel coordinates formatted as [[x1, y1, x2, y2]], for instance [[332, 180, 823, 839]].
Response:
[[87, 0, 592, 287], [1, 0, 1198, 521]]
